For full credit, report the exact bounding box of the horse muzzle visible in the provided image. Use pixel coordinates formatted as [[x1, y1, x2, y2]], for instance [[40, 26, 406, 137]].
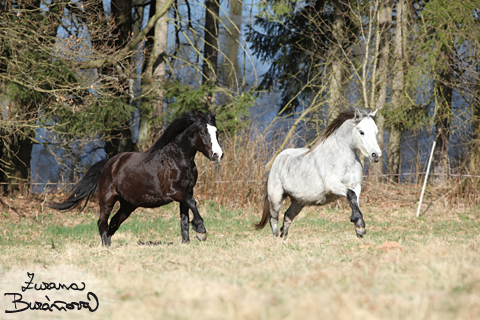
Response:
[[211, 152, 223, 163], [370, 151, 382, 163]]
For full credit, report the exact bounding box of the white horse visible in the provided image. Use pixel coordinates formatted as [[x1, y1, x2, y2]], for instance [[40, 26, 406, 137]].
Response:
[[255, 108, 382, 238]]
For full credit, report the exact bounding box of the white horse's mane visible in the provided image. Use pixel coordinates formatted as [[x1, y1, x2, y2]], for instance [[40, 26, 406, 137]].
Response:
[[309, 108, 376, 152]]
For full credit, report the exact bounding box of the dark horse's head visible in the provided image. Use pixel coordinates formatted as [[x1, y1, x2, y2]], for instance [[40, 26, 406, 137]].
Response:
[[190, 109, 223, 163], [146, 109, 223, 163]]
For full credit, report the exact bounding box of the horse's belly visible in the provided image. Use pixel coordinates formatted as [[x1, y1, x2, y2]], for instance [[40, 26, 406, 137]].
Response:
[[117, 187, 173, 208], [286, 183, 340, 206], [282, 177, 322, 203], [315, 193, 341, 206], [139, 198, 173, 208]]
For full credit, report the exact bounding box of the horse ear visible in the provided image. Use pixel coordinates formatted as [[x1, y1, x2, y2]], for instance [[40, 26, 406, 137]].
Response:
[[211, 107, 217, 117], [353, 109, 362, 122], [193, 109, 201, 120], [369, 109, 378, 119]]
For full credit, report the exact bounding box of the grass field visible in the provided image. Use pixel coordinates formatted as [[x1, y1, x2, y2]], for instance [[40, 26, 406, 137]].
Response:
[[1, 195, 480, 320]]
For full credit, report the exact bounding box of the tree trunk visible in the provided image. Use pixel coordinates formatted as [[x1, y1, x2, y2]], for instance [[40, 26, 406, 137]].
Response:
[[327, 0, 346, 123], [133, 0, 148, 150], [369, 0, 392, 181], [202, 0, 220, 108], [225, 0, 242, 90], [111, 0, 134, 47], [150, 0, 169, 135], [432, 68, 453, 185], [469, 70, 480, 174], [136, 0, 168, 150], [0, 130, 33, 194], [104, 0, 135, 156], [387, 0, 406, 182], [0, 2, 44, 193]]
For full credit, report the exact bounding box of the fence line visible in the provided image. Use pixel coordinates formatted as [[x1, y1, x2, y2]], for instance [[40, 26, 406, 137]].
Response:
[[1, 172, 480, 187], [366, 173, 480, 178]]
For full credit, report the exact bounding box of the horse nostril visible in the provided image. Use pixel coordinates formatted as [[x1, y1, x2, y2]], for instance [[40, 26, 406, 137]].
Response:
[[212, 153, 222, 162]]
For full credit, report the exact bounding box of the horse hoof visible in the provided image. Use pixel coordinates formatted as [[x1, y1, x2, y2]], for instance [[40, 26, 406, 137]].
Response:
[[356, 227, 366, 237], [196, 232, 207, 241]]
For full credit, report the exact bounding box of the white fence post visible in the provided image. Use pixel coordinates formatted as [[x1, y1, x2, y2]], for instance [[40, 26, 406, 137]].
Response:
[[416, 140, 436, 217]]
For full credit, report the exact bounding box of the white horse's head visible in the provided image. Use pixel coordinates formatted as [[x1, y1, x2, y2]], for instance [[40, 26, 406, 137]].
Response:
[[352, 109, 382, 163]]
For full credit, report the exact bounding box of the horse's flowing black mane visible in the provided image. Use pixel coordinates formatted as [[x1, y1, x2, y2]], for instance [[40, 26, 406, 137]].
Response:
[[309, 108, 374, 151], [144, 110, 215, 161]]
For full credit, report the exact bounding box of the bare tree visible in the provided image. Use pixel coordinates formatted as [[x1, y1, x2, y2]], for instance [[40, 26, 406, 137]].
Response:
[[137, 0, 172, 150], [386, 0, 407, 182], [202, 0, 220, 108], [369, 0, 392, 181], [327, 0, 348, 123], [0, 0, 173, 191]]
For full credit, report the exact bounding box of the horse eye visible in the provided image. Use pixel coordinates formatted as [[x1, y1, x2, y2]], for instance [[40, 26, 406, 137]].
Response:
[[359, 130, 365, 136]]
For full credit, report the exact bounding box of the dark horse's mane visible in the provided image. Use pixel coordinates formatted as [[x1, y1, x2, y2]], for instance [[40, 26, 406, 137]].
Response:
[[309, 108, 373, 152], [144, 110, 213, 161]]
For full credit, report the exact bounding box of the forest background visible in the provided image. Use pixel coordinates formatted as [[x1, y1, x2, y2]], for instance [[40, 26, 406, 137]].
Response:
[[1, 0, 480, 208]]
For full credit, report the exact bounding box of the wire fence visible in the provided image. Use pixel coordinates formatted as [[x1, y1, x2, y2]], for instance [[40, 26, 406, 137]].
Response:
[[1, 172, 479, 187]]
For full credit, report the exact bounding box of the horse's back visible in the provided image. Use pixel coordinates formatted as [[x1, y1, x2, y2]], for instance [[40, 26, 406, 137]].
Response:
[[269, 148, 309, 180], [273, 148, 309, 166], [101, 152, 147, 182]]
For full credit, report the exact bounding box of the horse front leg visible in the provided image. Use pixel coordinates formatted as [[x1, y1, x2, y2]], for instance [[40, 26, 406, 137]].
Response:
[[182, 195, 207, 241], [346, 189, 366, 237], [179, 202, 190, 243]]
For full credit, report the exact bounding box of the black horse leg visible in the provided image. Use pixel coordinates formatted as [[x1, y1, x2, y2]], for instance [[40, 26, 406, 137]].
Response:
[[107, 202, 135, 245], [346, 189, 366, 237], [98, 197, 115, 246], [179, 202, 190, 243], [183, 195, 207, 241]]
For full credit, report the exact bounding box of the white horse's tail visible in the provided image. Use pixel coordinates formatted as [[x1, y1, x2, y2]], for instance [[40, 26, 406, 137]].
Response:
[[254, 184, 270, 230]]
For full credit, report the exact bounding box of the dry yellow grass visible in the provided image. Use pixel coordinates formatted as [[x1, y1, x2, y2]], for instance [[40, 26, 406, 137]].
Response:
[[1, 196, 479, 320]]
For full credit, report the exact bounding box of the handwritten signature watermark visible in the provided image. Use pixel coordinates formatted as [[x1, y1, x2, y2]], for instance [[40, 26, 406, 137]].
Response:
[[3, 272, 99, 314]]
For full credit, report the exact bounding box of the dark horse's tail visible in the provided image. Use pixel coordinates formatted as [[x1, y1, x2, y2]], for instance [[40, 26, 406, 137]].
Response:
[[254, 183, 270, 230], [49, 159, 109, 212]]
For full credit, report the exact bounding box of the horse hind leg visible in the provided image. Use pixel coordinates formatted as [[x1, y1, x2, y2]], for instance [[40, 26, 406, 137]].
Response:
[[97, 195, 116, 246], [280, 198, 304, 238], [107, 201, 135, 246], [179, 202, 190, 243], [268, 192, 285, 237]]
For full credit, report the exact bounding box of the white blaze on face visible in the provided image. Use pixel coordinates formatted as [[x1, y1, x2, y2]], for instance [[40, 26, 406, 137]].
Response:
[[207, 124, 223, 159]]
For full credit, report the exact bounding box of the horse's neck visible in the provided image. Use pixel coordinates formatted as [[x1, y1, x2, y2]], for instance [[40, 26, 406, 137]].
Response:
[[170, 127, 198, 160], [145, 125, 197, 161], [315, 122, 355, 155]]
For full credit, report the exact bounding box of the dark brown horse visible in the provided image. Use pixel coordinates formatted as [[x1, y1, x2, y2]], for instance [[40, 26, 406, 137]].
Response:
[[50, 110, 223, 246]]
